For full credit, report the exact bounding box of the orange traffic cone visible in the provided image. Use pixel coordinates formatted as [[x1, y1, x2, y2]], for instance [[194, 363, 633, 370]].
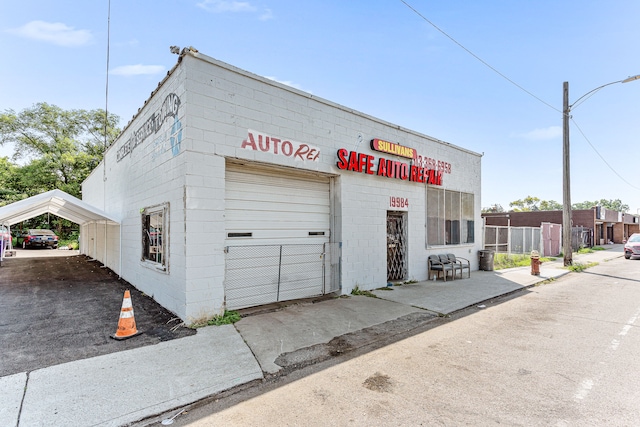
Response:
[[111, 290, 142, 340]]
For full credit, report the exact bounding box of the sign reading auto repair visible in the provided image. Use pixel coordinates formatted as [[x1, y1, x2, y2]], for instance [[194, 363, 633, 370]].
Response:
[[337, 148, 443, 185], [336, 138, 448, 185], [241, 129, 320, 162]]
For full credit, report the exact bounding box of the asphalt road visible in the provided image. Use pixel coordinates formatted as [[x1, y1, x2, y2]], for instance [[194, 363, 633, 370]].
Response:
[[0, 249, 195, 377], [160, 256, 640, 426]]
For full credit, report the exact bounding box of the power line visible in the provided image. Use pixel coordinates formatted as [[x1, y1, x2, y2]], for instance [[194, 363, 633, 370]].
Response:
[[398, 0, 561, 114], [570, 118, 640, 191], [399, 1, 637, 194]]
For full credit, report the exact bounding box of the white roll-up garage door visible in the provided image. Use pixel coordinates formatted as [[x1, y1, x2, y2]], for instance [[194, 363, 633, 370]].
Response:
[[224, 162, 331, 309]]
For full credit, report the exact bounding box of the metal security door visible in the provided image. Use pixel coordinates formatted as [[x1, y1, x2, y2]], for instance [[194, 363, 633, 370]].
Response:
[[387, 211, 407, 281]]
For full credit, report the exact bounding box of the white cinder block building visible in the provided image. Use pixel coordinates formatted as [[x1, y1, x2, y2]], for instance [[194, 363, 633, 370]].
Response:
[[82, 48, 483, 322]]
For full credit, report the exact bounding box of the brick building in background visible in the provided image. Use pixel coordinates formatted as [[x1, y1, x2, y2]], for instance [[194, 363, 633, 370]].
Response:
[[483, 207, 640, 247]]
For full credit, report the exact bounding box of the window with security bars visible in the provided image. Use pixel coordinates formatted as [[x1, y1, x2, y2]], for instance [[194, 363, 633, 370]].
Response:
[[426, 187, 474, 246], [141, 203, 168, 269]]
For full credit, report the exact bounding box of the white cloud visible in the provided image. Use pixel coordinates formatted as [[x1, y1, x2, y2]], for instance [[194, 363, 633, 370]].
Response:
[[110, 64, 166, 76], [197, 0, 257, 13], [259, 8, 274, 21], [7, 21, 93, 47], [512, 126, 562, 141]]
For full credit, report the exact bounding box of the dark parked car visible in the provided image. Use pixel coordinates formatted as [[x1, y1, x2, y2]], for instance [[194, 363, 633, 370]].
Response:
[[17, 229, 59, 249], [624, 233, 640, 259]]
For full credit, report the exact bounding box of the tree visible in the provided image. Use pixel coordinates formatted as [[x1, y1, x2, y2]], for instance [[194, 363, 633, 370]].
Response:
[[0, 103, 120, 199], [482, 204, 505, 213], [539, 200, 563, 211], [573, 199, 629, 212], [0, 157, 24, 207], [509, 196, 541, 212]]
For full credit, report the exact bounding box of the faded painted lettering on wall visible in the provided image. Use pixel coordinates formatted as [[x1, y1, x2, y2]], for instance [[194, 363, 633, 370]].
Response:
[[117, 93, 182, 162]]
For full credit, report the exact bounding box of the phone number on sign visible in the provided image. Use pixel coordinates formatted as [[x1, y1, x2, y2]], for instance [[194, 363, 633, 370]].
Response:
[[390, 197, 409, 209]]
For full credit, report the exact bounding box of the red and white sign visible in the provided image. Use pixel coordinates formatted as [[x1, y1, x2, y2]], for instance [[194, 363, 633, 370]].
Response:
[[389, 196, 409, 210], [241, 129, 320, 162], [336, 149, 443, 186]]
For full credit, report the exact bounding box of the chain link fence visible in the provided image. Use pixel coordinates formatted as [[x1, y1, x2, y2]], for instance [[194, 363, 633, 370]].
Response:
[[224, 242, 340, 310]]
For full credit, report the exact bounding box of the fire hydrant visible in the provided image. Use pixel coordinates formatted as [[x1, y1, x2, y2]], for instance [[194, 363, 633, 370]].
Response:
[[530, 250, 540, 276]]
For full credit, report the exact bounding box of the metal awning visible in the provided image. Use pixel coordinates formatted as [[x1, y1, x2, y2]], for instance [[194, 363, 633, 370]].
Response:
[[0, 189, 119, 226]]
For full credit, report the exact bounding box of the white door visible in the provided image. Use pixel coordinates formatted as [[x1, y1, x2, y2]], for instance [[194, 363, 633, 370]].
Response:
[[224, 162, 331, 309]]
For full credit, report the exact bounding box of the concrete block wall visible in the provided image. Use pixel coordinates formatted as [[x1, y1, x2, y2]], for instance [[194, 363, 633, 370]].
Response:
[[83, 50, 483, 321], [183, 53, 482, 295], [84, 64, 190, 320]]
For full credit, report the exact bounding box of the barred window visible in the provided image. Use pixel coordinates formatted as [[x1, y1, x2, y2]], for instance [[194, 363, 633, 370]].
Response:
[[141, 203, 168, 269], [427, 188, 474, 246]]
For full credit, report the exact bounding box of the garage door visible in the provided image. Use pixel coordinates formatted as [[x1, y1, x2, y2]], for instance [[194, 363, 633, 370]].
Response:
[[224, 162, 332, 309]]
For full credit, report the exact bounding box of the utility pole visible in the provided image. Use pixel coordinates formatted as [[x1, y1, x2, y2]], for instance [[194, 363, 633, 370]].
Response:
[[562, 82, 572, 266], [561, 74, 640, 266]]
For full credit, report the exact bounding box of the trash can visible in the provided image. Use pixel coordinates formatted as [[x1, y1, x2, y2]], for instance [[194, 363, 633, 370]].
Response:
[[530, 250, 540, 276], [478, 250, 494, 271]]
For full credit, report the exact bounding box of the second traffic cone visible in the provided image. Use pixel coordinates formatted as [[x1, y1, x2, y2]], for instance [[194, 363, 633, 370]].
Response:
[[111, 290, 142, 340]]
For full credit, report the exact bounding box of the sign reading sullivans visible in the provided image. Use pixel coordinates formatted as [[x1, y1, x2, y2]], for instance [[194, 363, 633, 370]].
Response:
[[336, 148, 443, 185], [371, 138, 416, 160]]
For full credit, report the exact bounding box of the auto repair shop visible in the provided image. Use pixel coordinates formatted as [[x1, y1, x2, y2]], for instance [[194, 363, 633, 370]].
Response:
[[81, 47, 483, 322]]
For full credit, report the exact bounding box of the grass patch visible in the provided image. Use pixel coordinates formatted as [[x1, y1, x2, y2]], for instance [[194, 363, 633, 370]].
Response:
[[190, 310, 241, 328], [493, 253, 555, 270], [575, 246, 606, 255], [59, 239, 79, 249], [566, 261, 598, 272], [351, 285, 378, 298]]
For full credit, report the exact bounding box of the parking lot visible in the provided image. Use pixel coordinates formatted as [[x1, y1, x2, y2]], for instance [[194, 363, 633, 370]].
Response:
[[0, 249, 195, 377]]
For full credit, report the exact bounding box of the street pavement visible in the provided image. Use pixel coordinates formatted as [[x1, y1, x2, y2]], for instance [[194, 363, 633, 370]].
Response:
[[0, 245, 624, 427]]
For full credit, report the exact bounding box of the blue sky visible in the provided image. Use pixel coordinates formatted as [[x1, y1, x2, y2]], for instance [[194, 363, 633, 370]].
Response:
[[1, 1, 640, 212]]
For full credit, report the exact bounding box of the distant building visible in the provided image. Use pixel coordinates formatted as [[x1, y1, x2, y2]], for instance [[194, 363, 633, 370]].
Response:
[[482, 207, 640, 246]]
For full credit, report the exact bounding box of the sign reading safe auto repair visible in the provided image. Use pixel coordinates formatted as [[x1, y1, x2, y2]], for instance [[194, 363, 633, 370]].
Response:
[[336, 138, 445, 185]]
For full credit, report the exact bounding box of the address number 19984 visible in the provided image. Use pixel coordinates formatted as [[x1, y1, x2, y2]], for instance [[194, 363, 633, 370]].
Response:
[[389, 197, 409, 209]]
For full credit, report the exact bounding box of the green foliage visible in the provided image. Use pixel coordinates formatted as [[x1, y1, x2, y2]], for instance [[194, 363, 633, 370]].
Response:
[[493, 253, 555, 270], [576, 246, 605, 254], [59, 239, 79, 249], [0, 104, 121, 235], [504, 197, 630, 214], [0, 103, 120, 200], [539, 199, 563, 210], [190, 311, 242, 328], [509, 196, 562, 212], [572, 199, 629, 212], [482, 204, 505, 213], [351, 285, 378, 298], [566, 262, 598, 272]]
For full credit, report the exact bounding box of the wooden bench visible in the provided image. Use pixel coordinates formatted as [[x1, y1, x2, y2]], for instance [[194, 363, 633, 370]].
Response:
[[428, 254, 471, 281]]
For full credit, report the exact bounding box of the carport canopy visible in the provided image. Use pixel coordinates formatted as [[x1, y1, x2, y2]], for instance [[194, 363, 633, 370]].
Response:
[[0, 189, 119, 226]]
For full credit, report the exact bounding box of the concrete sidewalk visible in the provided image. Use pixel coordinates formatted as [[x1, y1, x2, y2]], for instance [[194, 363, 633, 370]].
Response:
[[0, 245, 624, 426]]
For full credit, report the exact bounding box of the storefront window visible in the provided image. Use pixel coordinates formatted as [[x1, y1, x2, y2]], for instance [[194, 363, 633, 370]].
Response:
[[142, 203, 168, 268], [427, 188, 474, 246], [427, 187, 445, 246]]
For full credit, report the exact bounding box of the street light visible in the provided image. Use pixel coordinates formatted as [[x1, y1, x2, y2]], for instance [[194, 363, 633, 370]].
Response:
[[562, 74, 640, 266]]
